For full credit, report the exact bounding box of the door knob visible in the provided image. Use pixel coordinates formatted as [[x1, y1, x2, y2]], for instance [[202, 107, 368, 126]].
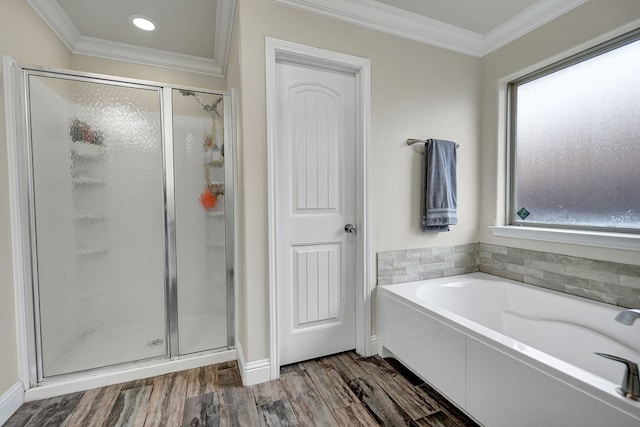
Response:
[[344, 224, 357, 234]]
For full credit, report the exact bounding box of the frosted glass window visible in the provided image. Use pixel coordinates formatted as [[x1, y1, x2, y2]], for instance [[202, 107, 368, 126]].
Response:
[[509, 32, 640, 231]]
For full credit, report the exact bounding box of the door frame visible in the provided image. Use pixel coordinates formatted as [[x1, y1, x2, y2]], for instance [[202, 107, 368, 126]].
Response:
[[265, 37, 372, 380]]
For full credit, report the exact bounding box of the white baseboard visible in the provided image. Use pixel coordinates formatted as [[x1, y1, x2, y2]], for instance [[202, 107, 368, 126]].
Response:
[[235, 334, 377, 387], [25, 350, 236, 402], [0, 382, 24, 425], [237, 342, 271, 386], [378, 346, 394, 358], [369, 334, 378, 356]]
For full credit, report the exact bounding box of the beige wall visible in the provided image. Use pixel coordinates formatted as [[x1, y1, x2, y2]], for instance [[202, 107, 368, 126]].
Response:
[[71, 55, 226, 90], [0, 67, 21, 402], [0, 0, 72, 398], [234, 0, 482, 361], [0, 1, 72, 68], [479, 0, 640, 266]]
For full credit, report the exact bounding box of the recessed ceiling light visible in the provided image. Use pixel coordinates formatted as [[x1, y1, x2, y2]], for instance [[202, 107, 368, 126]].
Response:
[[129, 15, 157, 32]]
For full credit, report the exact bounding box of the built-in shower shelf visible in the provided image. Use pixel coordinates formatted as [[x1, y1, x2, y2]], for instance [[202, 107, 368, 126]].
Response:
[[206, 241, 225, 248], [206, 160, 224, 168], [73, 215, 106, 222], [70, 141, 105, 159], [76, 247, 110, 257], [72, 178, 106, 185], [70, 136, 109, 265], [206, 210, 224, 217]]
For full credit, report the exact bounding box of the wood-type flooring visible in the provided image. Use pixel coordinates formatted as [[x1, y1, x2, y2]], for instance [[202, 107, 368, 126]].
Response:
[[5, 351, 479, 426]]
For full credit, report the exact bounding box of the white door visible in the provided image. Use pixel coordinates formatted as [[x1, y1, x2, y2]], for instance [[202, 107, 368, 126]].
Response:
[[275, 61, 357, 365]]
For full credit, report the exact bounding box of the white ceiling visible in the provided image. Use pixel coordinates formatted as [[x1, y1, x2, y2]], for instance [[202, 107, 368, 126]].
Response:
[[57, 0, 217, 58], [28, 0, 235, 76], [375, 0, 542, 34], [28, 0, 587, 76]]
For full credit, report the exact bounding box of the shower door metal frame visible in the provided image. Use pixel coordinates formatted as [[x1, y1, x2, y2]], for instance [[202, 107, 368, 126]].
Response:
[[11, 64, 235, 386], [161, 88, 180, 359], [161, 86, 237, 358]]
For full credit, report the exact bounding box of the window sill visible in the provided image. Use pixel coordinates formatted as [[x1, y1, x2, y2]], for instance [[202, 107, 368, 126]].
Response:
[[489, 226, 640, 252]]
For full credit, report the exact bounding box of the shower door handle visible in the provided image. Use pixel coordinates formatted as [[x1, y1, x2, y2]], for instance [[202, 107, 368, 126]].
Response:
[[344, 224, 357, 234]]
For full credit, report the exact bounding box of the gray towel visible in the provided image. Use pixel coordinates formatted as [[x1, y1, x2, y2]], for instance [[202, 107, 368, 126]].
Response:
[[421, 139, 458, 232]]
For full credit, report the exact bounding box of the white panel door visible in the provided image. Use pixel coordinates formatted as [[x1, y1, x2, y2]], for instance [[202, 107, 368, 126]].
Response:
[[275, 61, 357, 365]]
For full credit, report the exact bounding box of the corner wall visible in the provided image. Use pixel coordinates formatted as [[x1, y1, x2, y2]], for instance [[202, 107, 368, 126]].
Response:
[[224, 1, 249, 366], [0, 0, 72, 405], [479, 0, 640, 266]]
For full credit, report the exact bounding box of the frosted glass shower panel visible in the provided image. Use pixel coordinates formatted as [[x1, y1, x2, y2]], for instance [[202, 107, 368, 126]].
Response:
[[28, 75, 167, 377], [172, 89, 228, 355]]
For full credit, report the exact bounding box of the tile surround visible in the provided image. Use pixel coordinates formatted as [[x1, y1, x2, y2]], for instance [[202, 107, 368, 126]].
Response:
[[377, 243, 640, 308], [376, 243, 478, 286], [478, 243, 640, 308]]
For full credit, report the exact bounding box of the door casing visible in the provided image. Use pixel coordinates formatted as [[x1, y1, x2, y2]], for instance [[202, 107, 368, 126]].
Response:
[[265, 37, 372, 380]]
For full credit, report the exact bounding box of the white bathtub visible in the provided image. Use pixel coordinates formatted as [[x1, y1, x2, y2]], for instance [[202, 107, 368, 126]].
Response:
[[377, 272, 640, 427]]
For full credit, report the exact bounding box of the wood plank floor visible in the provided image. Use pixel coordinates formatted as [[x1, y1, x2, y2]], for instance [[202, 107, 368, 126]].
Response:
[[5, 352, 479, 427]]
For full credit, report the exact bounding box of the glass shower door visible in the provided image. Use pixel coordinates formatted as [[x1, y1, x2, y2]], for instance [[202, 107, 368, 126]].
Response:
[[172, 89, 229, 355], [27, 73, 167, 377]]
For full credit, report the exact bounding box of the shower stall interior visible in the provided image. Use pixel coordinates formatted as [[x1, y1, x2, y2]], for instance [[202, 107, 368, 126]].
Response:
[[14, 65, 234, 383]]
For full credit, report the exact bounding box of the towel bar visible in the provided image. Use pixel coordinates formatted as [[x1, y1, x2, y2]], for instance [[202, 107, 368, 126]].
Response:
[[407, 138, 459, 149], [406, 138, 424, 145]]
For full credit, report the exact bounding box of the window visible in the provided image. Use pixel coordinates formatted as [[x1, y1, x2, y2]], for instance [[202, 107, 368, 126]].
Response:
[[508, 29, 640, 233]]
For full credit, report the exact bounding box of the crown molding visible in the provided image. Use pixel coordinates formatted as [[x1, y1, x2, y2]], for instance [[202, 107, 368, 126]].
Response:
[[74, 36, 223, 76], [272, 0, 588, 57], [272, 0, 484, 56], [28, 0, 586, 72], [27, 0, 81, 50], [28, 0, 235, 76], [483, 0, 589, 54], [215, 0, 237, 76]]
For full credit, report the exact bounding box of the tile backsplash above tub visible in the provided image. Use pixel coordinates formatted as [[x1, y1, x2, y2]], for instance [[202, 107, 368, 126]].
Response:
[[377, 243, 640, 308], [377, 243, 478, 286], [478, 243, 640, 308]]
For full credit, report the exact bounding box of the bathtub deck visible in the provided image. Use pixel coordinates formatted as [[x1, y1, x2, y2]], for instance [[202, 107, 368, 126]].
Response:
[[6, 351, 479, 426]]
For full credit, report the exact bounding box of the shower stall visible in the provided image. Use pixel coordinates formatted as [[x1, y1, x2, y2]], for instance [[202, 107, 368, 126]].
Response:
[[12, 65, 234, 384]]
